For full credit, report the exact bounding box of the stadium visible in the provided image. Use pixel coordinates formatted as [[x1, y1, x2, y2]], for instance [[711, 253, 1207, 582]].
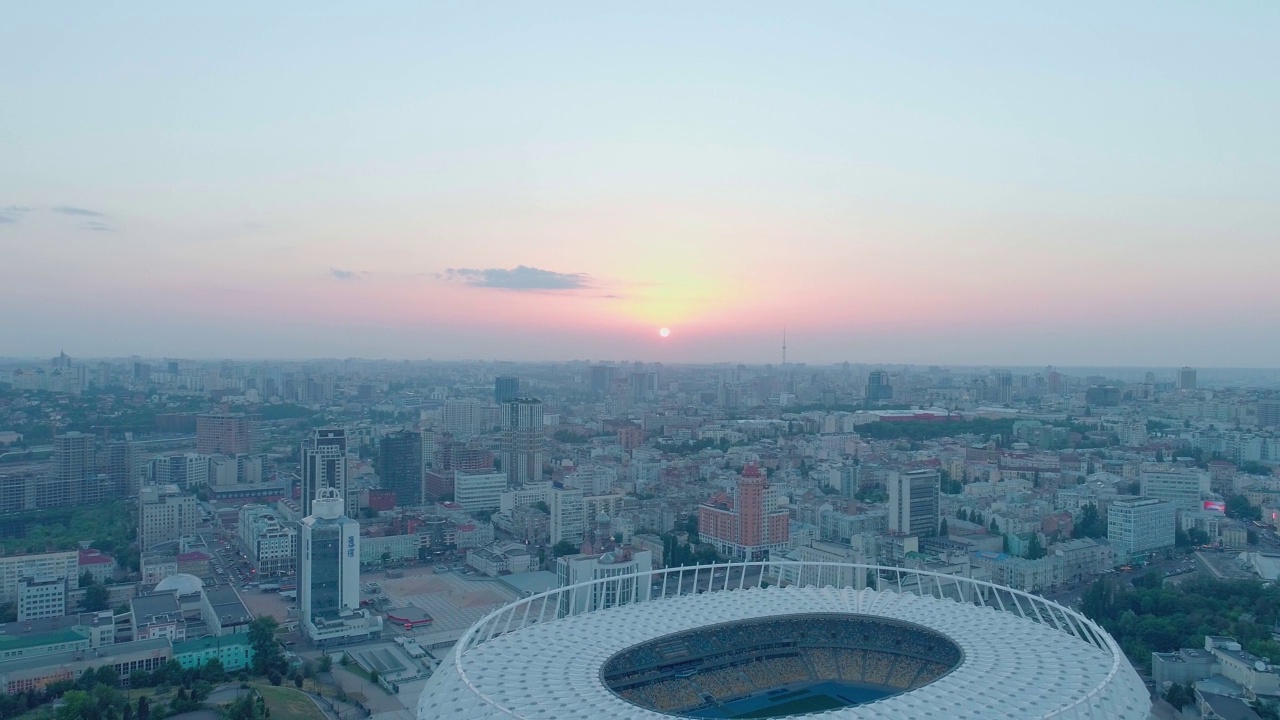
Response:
[[417, 562, 1151, 719]]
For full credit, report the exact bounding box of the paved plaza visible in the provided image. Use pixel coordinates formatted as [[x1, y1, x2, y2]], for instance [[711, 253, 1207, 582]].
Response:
[[377, 567, 519, 646]]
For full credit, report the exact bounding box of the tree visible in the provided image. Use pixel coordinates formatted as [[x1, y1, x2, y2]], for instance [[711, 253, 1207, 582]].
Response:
[[249, 616, 286, 676], [1026, 533, 1046, 560], [267, 671, 282, 686], [84, 583, 109, 612], [1227, 495, 1263, 522], [137, 696, 150, 720], [989, 518, 999, 533], [1164, 682, 1194, 709], [80, 570, 96, 587], [531, 501, 550, 514], [1072, 503, 1107, 539], [292, 672, 303, 688], [369, 669, 380, 686], [318, 655, 333, 673], [939, 518, 949, 537], [56, 690, 93, 720], [552, 540, 578, 558]]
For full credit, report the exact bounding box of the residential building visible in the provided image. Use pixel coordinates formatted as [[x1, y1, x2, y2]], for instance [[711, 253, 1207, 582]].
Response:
[[196, 413, 254, 455], [550, 486, 585, 545], [53, 431, 102, 505], [888, 469, 941, 537], [443, 399, 486, 439], [17, 578, 66, 622], [494, 376, 520, 404], [138, 484, 198, 550], [699, 464, 790, 560]]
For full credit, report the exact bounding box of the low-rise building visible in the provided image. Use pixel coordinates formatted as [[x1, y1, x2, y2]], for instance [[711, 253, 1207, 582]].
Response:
[[173, 634, 254, 672]]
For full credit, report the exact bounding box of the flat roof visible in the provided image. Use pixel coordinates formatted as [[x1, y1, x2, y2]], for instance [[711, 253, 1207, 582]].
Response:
[[0, 638, 171, 675]]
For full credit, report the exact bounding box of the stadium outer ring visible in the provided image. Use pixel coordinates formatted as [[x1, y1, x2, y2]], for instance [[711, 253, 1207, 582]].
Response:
[[420, 561, 1150, 720]]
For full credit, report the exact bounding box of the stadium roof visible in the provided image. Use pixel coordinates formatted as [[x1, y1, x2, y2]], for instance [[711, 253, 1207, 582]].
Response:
[[419, 583, 1149, 719]]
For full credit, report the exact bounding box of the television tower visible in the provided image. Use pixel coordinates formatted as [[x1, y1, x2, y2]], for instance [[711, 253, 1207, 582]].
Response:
[[782, 326, 787, 366]]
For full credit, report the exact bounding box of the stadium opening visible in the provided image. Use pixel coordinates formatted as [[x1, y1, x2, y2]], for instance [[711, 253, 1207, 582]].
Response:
[[601, 614, 962, 718]]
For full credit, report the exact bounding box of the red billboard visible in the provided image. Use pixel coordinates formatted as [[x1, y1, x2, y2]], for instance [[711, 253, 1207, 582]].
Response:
[[1203, 500, 1226, 513]]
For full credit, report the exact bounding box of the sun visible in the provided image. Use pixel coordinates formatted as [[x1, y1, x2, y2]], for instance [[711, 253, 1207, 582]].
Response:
[[658, 327, 670, 338]]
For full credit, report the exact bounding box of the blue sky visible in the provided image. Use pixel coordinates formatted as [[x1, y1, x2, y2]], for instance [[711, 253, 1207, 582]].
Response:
[[2, 3, 1277, 364]]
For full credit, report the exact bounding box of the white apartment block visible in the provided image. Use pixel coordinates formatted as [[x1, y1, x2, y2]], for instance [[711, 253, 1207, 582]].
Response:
[[139, 484, 198, 550], [499, 482, 552, 514], [1140, 466, 1212, 512], [0, 551, 79, 604], [454, 471, 506, 513], [1108, 499, 1176, 560], [17, 577, 67, 622], [237, 505, 297, 576], [550, 486, 585, 545]]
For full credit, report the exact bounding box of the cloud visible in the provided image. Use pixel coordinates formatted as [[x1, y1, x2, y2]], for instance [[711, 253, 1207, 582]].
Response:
[[0, 205, 32, 225], [81, 221, 115, 232], [52, 205, 106, 217], [438, 265, 593, 291], [331, 268, 363, 280]]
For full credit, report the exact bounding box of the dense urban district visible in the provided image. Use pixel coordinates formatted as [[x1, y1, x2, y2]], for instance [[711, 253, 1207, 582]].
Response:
[[1, 356, 1280, 720]]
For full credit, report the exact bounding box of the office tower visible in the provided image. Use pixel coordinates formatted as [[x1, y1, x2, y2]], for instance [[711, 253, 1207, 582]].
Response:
[[443, 399, 485, 439], [300, 428, 347, 519], [550, 486, 585, 545], [698, 464, 790, 560], [138, 484, 198, 550], [865, 370, 893, 401], [454, 470, 507, 513], [1108, 499, 1176, 560], [992, 370, 1013, 404], [298, 487, 360, 632], [379, 430, 423, 507], [501, 399, 544, 486], [1260, 399, 1280, 429], [494, 376, 520, 405], [1178, 367, 1197, 391], [888, 469, 940, 537], [589, 365, 614, 397], [196, 413, 254, 455], [629, 372, 658, 404]]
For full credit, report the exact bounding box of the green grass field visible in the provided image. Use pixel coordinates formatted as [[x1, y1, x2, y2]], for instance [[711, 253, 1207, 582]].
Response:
[[731, 694, 845, 719], [252, 685, 327, 720]]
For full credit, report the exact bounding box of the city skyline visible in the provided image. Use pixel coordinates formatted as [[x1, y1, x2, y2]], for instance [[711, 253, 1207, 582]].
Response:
[[3, 3, 1279, 365]]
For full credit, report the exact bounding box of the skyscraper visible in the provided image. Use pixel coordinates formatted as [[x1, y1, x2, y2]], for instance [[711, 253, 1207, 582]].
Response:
[[1178, 367, 1198, 390], [501, 399, 544, 486], [865, 370, 893, 401], [589, 365, 614, 397], [888, 469, 940, 537], [378, 430, 423, 507], [298, 487, 366, 640], [196, 413, 254, 455], [52, 431, 96, 505], [300, 428, 347, 519], [494, 376, 520, 405]]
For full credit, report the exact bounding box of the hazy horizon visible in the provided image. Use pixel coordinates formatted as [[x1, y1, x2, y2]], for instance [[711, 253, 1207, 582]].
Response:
[[3, 3, 1278, 365]]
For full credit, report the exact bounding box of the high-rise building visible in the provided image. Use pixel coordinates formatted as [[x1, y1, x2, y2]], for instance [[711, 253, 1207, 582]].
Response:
[[1178, 367, 1198, 391], [138, 484, 198, 550], [103, 438, 142, 497], [1258, 399, 1280, 429], [1108, 499, 1176, 561], [52, 431, 95, 505], [442, 399, 486, 439], [196, 413, 254, 455], [550, 486, 585, 545], [888, 469, 940, 537], [298, 487, 379, 645], [865, 370, 893, 401], [698, 464, 790, 560], [501, 399, 544, 486], [455, 470, 506, 513], [494, 376, 520, 405], [378, 430, 423, 507], [300, 428, 347, 519], [589, 365, 614, 397], [992, 370, 1013, 404]]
